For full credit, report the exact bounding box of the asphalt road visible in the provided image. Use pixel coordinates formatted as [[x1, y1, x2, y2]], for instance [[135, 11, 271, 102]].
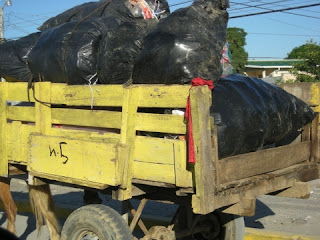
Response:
[[1, 178, 320, 239]]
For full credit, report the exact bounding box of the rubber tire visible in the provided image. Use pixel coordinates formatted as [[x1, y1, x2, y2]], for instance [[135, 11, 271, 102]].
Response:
[[61, 204, 134, 240], [195, 211, 245, 240]]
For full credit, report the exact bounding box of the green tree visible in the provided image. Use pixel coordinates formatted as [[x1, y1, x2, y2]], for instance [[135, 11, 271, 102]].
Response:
[[287, 40, 320, 82], [226, 27, 248, 74]]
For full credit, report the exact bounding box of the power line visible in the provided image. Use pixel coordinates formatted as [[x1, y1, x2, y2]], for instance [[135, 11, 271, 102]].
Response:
[[248, 32, 320, 37], [230, 3, 320, 19]]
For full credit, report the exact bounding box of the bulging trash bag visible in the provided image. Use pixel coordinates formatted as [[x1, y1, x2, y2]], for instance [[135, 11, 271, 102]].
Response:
[[0, 32, 41, 82], [39, 0, 170, 31], [132, 0, 229, 84], [212, 74, 316, 159], [97, 19, 157, 84], [28, 17, 121, 84]]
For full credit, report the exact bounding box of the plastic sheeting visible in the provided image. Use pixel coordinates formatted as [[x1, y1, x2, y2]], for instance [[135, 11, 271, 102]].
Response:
[[38, 0, 170, 31], [97, 19, 157, 84], [132, 0, 229, 84], [0, 33, 41, 82], [212, 74, 316, 159]]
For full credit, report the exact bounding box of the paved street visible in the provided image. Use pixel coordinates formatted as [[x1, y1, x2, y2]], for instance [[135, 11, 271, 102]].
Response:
[[1, 178, 320, 239]]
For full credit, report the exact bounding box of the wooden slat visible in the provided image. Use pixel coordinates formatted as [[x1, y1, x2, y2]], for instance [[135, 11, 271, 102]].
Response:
[[50, 84, 124, 107], [189, 86, 216, 215], [0, 82, 8, 175], [136, 113, 186, 134], [311, 114, 319, 162], [6, 82, 35, 102], [137, 85, 190, 108], [134, 136, 176, 165], [133, 161, 175, 184], [219, 141, 311, 184], [52, 108, 122, 129], [7, 106, 35, 122]]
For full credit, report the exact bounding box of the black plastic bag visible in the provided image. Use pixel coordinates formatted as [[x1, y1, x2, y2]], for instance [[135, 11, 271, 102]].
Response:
[[0, 32, 41, 82], [132, 0, 229, 84], [28, 17, 121, 84], [39, 0, 170, 31], [97, 19, 157, 84], [212, 74, 316, 159]]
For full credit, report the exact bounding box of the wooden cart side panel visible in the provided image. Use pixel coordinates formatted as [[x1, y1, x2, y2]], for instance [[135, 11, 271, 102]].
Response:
[[311, 114, 320, 163], [218, 141, 311, 184], [0, 82, 8, 176], [189, 86, 217, 215]]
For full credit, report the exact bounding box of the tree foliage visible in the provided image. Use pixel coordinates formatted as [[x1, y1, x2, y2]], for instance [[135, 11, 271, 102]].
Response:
[[226, 27, 248, 74], [287, 40, 320, 82]]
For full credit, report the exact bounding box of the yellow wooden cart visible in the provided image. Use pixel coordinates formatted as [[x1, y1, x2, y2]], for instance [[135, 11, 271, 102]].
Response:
[[0, 81, 319, 240]]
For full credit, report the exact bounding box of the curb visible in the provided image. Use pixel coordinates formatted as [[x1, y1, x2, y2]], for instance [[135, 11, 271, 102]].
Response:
[[244, 228, 320, 240], [1, 201, 320, 240]]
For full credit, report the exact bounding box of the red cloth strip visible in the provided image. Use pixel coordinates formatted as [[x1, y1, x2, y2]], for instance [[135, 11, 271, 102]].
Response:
[[184, 77, 214, 163]]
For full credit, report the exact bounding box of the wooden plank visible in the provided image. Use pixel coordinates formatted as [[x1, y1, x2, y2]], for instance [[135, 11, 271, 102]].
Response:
[[137, 85, 190, 108], [134, 136, 176, 165], [173, 140, 193, 188], [311, 114, 319, 163], [6, 82, 35, 102], [50, 84, 124, 107], [116, 87, 140, 200], [0, 82, 8, 176], [50, 127, 120, 140], [276, 182, 310, 199], [7, 106, 35, 122], [189, 86, 216, 215], [133, 161, 175, 184], [51, 108, 122, 129], [219, 141, 311, 184], [28, 134, 119, 186], [197, 163, 318, 215], [34, 82, 52, 135], [7, 123, 36, 165], [136, 113, 186, 134]]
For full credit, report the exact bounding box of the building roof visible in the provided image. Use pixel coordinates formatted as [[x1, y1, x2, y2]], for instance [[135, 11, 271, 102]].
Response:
[[246, 59, 302, 69]]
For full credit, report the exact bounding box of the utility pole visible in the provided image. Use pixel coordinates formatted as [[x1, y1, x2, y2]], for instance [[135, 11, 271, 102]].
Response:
[[0, 0, 12, 43], [0, 6, 4, 43]]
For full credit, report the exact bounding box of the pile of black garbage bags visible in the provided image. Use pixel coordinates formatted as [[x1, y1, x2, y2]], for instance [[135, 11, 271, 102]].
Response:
[[0, 0, 316, 159]]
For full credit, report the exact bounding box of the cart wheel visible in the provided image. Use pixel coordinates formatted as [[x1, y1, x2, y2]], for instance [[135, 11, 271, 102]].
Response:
[[194, 211, 245, 240], [61, 204, 134, 240]]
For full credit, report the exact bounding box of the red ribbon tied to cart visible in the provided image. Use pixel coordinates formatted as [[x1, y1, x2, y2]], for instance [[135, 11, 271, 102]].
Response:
[[185, 77, 214, 164]]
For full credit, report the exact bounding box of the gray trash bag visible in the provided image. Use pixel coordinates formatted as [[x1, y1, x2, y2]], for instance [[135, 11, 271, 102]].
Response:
[[0, 32, 41, 82], [211, 74, 316, 159], [132, 0, 229, 84]]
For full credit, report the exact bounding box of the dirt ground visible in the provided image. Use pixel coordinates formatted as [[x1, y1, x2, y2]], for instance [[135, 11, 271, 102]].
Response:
[[1, 178, 320, 239]]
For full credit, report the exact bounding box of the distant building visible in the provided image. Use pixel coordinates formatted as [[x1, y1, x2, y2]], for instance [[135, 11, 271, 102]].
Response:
[[245, 59, 303, 83]]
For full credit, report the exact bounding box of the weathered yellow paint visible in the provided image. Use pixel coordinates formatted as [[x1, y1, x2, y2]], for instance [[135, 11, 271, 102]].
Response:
[[51, 108, 122, 129], [7, 106, 35, 122], [134, 136, 177, 165], [136, 113, 186, 134], [0, 82, 9, 176], [310, 83, 320, 107], [116, 86, 140, 200], [173, 140, 193, 188], [7, 123, 35, 164], [28, 134, 119, 186], [137, 85, 190, 108], [50, 84, 124, 107], [133, 161, 176, 184], [6, 82, 35, 102]]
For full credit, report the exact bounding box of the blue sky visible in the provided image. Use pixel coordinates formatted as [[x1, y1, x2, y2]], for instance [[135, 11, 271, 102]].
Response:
[[2, 0, 320, 59]]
